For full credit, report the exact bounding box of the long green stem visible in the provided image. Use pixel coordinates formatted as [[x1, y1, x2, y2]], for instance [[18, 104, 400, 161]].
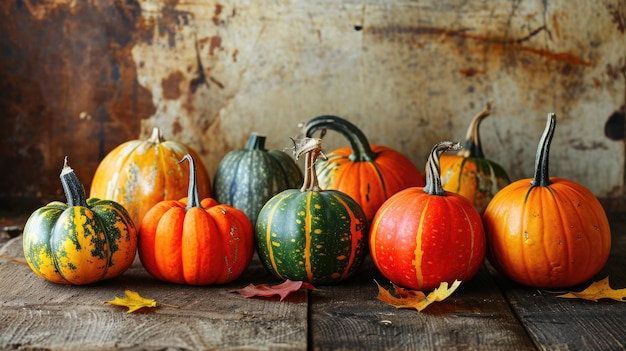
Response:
[[60, 157, 88, 207], [303, 115, 377, 162], [460, 101, 492, 158], [531, 113, 557, 187], [179, 154, 201, 210]]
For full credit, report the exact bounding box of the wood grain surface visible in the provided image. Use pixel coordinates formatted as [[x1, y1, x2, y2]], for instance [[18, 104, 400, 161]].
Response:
[[0, 237, 307, 351], [309, 263, 536, 350], [2, 212, 626, 350]]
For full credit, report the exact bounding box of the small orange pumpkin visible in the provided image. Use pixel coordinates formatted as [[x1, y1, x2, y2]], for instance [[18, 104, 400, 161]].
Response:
[[90, 127, 211, 225], [138, 154, 254, 285], [483, 113, 611, 288], [439, 102, 510, 214]]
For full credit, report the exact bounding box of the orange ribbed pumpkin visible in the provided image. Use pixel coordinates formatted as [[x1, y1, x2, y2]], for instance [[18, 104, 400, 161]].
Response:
[[90, 127, 211, 225], [138, 154, 253, 285], [370, 141, 486, 290], [302, 115, 424, 224], [483, 113, 611, 288]]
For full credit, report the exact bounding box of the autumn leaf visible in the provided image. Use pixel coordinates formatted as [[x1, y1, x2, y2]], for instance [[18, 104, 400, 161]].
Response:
[[556, 277, 626, 302], [375, 280, 462, 312], [232, 280, 316, 301], [105, 290, 160, 313]]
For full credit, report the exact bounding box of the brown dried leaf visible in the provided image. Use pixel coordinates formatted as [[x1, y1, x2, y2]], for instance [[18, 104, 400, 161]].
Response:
[[232, 280, 315, 301], [556, 277, 626, 302], [376, 280, 462, 312]]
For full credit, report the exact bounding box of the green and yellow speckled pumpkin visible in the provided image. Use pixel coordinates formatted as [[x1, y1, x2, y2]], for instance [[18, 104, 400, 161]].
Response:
[[23, 158, 137, 285], [255, 137, 368, 284], [439, 103, 510, 214]]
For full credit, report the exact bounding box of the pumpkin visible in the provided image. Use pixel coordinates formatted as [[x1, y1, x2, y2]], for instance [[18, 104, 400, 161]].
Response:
[[369, 141, 486, 291], [90, 127, 211, 225], [213, 133, 303, 226], [22, 157, 137, 285], [138, 154, 254, 285], [482, 113, 611, 289], [439, 102, 510, 214], [302, 115, 425, 224], [255, 136, 368, 284]]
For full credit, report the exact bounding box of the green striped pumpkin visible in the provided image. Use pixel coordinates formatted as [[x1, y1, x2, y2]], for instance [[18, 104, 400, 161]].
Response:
[[255, 137, 367, 284], [213, 133, 303, 225], [22, 158, 137, 285]]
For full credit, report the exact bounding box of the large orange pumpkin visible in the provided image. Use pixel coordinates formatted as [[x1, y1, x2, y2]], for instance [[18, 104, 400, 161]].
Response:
[[483, 113, 611, 288], [302, 115, 424, 224], [370, 141, 486, 291], [439, 102, 510, 214], [90, 127, 211, 225], [138, 154, 254, 285]]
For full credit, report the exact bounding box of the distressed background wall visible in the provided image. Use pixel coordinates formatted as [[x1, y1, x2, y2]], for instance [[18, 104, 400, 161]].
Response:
[[1, 0, 625, 210]]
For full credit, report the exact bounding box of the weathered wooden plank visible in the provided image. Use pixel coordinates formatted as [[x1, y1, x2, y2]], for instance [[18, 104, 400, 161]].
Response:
[[309, 258, 536, 351], [4, 211, 626, 350], [0, 237, 307, 351], [496, 213, 626, 351]]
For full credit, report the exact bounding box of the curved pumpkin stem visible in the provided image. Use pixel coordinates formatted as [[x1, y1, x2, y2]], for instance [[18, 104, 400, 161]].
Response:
[[292, 136, 325, 192], [246, 133, 267, 151], [148, 127, 165, 144], [460, 101, 492, 158], [424, 142, 462, 196], [60, 156, 89, 207], [302, 115, 377, 162], [531, 113, 557, 187], [179, 154, 201, 210]]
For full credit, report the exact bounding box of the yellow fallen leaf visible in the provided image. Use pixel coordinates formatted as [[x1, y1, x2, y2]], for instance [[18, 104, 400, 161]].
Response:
[[375, 280, 462, 312], [105, 290, 158, 313], [556, 277, 626, 302]]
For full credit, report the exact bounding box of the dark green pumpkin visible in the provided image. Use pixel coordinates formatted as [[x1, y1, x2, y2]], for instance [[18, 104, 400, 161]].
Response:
[[23, 158, 137, 285], [255, 137, 368, 284], [213, 133, 303, 225]]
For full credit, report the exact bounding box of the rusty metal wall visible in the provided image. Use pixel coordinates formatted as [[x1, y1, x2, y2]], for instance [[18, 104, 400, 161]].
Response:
[[1, 0, 625, 209]]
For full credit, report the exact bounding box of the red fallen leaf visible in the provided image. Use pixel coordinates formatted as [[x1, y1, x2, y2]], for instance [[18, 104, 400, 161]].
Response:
[[232, 280, 315, 301]]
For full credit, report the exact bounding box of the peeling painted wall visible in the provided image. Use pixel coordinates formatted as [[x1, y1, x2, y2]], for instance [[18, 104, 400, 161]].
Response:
[[1, 0, 625, 209]]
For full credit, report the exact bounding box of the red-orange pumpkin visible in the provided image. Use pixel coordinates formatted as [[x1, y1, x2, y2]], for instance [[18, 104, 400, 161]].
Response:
[[90, 127, 211, 225], [370, 141, 486, 290], [138, 154, 253, 285], [483, 113, 611, 288], [302, 115, 425, 224]]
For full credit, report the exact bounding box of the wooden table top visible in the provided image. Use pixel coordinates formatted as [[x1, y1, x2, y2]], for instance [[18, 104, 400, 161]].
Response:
[[1, 211, 625, 351]]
